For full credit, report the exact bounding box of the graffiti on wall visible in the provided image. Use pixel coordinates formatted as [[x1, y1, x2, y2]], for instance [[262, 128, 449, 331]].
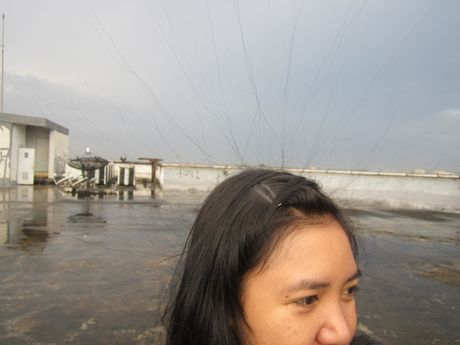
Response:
[[54, 152, 68, 175], [178, 168, 200, 179], [0, 150, 9, 164], [0, 149, 10, 179]]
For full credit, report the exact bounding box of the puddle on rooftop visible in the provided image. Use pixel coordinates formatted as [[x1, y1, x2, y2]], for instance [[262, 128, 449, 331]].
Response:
[[69, 187, 158, 201], [68, 211, 107, 224]]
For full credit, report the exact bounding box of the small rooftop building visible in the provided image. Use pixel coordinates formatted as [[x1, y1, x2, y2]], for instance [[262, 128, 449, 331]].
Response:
[[0, 112, 69, 185]]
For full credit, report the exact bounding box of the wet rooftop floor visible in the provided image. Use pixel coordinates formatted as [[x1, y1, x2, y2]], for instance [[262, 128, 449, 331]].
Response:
[[0, 186, 459, 345]]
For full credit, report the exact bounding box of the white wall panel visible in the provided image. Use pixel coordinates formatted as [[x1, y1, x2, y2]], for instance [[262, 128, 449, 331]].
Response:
[[0, 123, 11, 181], [26, 127, 49, 174], [10, 125, 27, 182]]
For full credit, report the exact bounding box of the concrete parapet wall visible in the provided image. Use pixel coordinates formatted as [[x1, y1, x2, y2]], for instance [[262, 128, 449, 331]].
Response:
[[158, 163, 460, 211], [60, 162, 459, 210], [296, 170, 459, 210]]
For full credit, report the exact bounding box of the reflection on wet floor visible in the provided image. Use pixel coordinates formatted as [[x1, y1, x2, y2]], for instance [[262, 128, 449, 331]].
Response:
[[118, 190, 134, 200], [0, 186, 459, 345], [0, 186, 52, 247], [67, 204, 107, 224]]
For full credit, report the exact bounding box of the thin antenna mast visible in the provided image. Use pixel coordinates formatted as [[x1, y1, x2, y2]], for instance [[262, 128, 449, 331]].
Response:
[[1, 13, 5, 113]]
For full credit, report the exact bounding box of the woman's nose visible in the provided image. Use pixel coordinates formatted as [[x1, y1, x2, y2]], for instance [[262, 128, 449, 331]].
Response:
[[316, 304, 356, 345]]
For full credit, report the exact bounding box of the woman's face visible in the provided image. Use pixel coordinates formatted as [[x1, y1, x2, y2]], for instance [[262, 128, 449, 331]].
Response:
[[240, 220, 359, 345]]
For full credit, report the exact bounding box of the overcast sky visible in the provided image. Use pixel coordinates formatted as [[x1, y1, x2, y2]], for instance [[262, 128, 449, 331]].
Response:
[[1, 0, 459, 172]]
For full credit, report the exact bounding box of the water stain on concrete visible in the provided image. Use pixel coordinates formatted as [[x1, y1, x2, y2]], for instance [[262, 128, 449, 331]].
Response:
[[415, 260, 460, 287]]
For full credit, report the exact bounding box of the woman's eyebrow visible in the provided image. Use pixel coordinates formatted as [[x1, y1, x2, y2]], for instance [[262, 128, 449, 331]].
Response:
[[283, 279, 330, 293], [346, 269, 362, 283], [282, 269, 361, 294]]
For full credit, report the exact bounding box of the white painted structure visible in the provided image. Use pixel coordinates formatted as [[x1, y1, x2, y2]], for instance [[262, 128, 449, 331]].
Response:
[[0, 112, 69, 185], [117, 164, 136, 186], [112, 161, 152, 181], [157, 163, 460, 211]]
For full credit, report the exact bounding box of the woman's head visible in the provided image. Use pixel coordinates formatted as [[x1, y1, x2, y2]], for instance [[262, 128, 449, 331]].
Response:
[[164, 169, 360, 345]]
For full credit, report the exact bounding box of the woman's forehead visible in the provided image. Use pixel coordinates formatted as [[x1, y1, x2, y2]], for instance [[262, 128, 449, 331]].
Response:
[[248, 221, 356, 281]]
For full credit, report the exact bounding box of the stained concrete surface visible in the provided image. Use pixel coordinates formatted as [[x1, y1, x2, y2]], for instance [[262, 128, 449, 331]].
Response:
[[0, 186, 459, 345]]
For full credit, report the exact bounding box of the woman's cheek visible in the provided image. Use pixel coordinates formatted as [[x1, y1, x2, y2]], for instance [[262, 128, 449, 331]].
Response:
[[249, 309, 319, 345]]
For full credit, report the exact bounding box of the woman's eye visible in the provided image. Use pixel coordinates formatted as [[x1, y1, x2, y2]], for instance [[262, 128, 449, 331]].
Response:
[[295, 295, 319, 307], [344, 285, 359, 296]]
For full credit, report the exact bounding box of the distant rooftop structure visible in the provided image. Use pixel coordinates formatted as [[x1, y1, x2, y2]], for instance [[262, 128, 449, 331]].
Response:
[[0, 112, 68, 135], [0, 112, 69, 185]]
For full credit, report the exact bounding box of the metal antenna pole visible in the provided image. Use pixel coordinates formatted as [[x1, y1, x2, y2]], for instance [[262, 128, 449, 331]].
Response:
[[1, 13, 5, 113]]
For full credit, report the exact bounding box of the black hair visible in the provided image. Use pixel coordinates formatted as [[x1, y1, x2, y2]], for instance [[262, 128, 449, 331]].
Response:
[[163, 169, 359, 345]]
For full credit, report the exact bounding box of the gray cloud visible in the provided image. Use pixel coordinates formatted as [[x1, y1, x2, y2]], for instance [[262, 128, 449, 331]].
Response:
[[2, 0, 459, 172]]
